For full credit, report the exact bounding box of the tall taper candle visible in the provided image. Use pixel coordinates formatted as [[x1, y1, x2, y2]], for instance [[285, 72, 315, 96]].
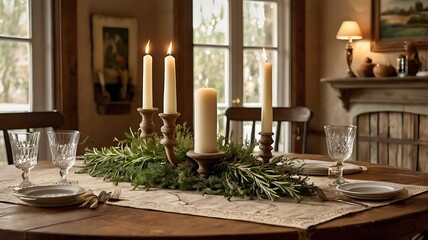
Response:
[[194, 85, 218, 153], [142, 40, 153, 109], [164, 42, 177, 114], [261, 48, 273, 133]]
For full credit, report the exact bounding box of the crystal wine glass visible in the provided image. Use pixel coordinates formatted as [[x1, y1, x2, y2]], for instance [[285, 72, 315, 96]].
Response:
[[324, 125, 357, 187], [8, 131, 40, 190], [47, 130, 80, 185]]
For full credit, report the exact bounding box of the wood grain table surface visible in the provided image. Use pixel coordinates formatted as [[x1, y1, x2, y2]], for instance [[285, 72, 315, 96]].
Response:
[[1, 154, 428, 240]]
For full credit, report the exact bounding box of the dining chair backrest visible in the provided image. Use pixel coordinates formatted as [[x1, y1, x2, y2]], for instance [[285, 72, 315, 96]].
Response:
[[224, 107, 312, 153], [0, 111, 64, 164]]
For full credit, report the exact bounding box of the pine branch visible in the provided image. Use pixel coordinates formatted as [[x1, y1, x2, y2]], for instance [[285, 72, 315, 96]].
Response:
[[79, 126, 316, 201]]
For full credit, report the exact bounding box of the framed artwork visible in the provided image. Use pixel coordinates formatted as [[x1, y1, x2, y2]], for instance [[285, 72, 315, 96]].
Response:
[[371, 0, 428, 52], [91, 15, 137, 114]]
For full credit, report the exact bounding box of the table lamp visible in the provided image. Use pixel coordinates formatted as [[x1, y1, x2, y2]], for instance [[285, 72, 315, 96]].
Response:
[[336, 21, 362, 77]]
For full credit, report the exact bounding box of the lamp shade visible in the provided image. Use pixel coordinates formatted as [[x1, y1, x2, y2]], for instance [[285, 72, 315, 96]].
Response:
[[336, 21, 362, 40]]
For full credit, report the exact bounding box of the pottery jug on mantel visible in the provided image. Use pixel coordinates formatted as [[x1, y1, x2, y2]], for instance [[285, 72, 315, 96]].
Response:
[[373, 64, 397, 77], [356, 57, 375, 77]]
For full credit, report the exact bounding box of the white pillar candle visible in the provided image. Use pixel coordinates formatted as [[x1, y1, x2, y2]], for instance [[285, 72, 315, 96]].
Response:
[[164, 42, 177, 114], [194, 86, 218, 153], [261, 48, 273, 133], [142, 40, 153, 109]]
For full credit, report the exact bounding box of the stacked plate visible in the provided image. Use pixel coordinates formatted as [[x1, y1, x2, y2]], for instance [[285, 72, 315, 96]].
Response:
[[292, 160, 364, 176], [13, 185, 86, 207], [336, 181, 404, 200]]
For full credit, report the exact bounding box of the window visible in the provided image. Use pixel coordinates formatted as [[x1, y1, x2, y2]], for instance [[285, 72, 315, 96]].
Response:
[[0, 0, 53, 164], [193, 0, 289, 150]]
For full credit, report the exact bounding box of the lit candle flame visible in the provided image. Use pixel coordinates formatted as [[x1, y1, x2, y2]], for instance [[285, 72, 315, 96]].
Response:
[[263, 48, 268, 62], [205, 79, 209, 88], [145, 40, 150, 54], [167, 41, 172, 55]]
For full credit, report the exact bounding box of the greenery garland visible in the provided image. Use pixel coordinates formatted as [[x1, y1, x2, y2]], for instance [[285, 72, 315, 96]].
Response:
[[80, 124, 316, 201]]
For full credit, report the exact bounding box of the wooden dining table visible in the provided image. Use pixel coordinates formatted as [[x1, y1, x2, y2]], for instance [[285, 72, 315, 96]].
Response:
[[1, 154, 428, 240]]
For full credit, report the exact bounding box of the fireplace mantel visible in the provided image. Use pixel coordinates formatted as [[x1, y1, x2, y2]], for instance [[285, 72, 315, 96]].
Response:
[[321, 76, 428, 111], [322, 76, 428, 172]]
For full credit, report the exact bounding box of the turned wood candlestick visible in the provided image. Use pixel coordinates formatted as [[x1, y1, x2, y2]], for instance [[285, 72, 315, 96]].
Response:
[[259, 132, 274, 164], [137, 107, 158, 140], [159, 112, 181, 166], [186, 150, 225, 177]]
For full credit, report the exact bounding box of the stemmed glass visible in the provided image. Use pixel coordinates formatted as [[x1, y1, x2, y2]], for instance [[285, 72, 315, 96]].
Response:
[[324, 125, 357, 187], [8, 131, 40, 190], [47, 130, 80, 185]]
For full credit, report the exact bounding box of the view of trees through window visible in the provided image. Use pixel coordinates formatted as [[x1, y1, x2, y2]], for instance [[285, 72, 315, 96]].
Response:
[[0, 0, 31, 111], [0, 0, 32, 165], [193, 0, 280, 141]]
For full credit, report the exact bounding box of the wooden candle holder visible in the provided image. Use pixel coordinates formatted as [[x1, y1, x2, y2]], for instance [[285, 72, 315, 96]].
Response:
[[137, 107, 158, 141], [259, 132, 274, 164], [186, 150, 225, 177], [159, 112, 181, 166]]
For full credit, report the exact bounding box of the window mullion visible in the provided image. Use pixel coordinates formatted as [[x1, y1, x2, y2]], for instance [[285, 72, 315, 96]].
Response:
[[229, 0, 243, 106]]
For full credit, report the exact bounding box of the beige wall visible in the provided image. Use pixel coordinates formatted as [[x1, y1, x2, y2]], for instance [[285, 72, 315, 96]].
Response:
[[77, 0, 173, 153], [305, 0, 401, 155]]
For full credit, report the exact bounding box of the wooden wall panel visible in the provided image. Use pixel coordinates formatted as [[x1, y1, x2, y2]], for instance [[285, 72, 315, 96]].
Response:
[[378, 112, 389, 165], [388, 113, 402, 167], [357, 114, 370, 162], [418, 115, 428, 172], [402, 113, 416, 170], [369, 113, 378, 164], [357, 112, 427, 172]]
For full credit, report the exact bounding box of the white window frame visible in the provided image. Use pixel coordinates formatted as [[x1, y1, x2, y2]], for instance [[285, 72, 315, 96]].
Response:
[[193, 0, 291, 151], [0, 0, 53, 112], [0, 0, 53, 164]]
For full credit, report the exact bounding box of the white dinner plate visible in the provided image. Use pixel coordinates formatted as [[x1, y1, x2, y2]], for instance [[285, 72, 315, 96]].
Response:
[[291, 160, 364, 176], [336, 181, 404, 200], [13, 185, 85, 207]]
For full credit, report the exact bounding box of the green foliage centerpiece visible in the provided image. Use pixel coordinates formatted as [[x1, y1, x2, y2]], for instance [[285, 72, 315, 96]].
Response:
[[81, 124, 316, 201]]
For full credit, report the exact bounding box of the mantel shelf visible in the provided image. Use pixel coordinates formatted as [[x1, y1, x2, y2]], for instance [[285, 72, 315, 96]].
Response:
[[321, 76, 428, 111]]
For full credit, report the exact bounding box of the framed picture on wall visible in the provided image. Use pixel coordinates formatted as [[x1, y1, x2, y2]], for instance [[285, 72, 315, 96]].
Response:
[[371, 0, 428, 52], [91, 15, 137, 114]]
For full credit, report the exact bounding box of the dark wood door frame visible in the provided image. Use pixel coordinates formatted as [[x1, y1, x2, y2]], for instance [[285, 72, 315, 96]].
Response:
[[290, 0, 306, 107], [174, 0, 194, 129], [52, 0, 78, 130]]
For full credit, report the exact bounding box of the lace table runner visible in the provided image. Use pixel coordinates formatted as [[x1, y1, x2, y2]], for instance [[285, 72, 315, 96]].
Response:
[[1, 163, 427, 230]]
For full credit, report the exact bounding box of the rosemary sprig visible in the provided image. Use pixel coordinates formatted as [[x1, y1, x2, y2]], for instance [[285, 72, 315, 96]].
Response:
[[80, 125, 315, 201]]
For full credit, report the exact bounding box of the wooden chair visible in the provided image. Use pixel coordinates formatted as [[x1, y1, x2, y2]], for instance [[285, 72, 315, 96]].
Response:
[[0, 111, 64, 164], [224, 107, 312, 153]]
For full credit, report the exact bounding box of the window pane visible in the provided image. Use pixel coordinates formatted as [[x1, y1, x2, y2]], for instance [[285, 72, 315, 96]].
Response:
[[0, 0, 30, 38], [194, 46, 228, 105], [243, 49, 277, 106], [243, 0, 277, 47], [0, 40, 30, 110], [193, 0, 229, 45]]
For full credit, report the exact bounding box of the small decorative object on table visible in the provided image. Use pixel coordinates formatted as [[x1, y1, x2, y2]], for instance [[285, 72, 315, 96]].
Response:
[[324, 125, 357, 187], [259, 132, 274, 164], [186, 150, 225, 177], [8, 131, 40, 190], [159, 112, 181, 166], [47, 130, 80, 185], [137, 107, 158, 140]]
